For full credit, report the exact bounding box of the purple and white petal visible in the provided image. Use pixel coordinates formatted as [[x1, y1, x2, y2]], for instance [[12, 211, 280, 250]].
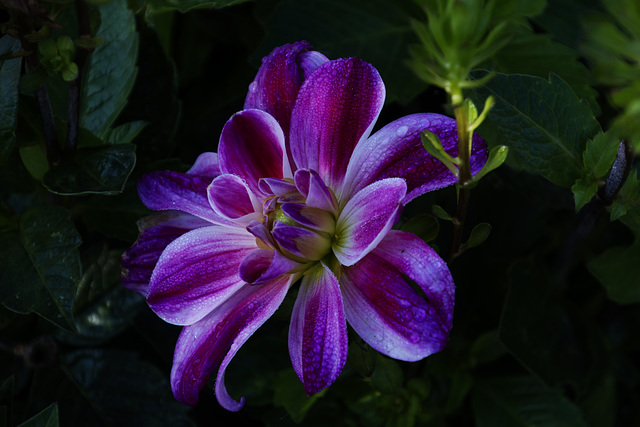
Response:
[[272, 222, 331, 261], [341, 230, 454, 361], [207, 174, 263, 226], [219, 109, 290, 189], [238, 248, 302, 284], [138, 171, 234, 226], [290, 58, 385, 191], [147, 226, 257, 325], [289, 263, 348, 395], [244, 41, 329, 171], [121, 211, 211, 297], [281, 203, 336, 233], [187, 152, 221, 178], [258, 177, 298, 197], [294, 169, 338, 213], [333, 178, 406, 266], [171, 275, 292, 409], [341, 113, 488, 203]]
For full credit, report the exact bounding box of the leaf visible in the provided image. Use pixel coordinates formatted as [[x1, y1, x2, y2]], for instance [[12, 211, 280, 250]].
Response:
[[273, 368, 323, 423], [147, 0, 250, 12], [63, 349, 194, 426], [0, 35, 22, 165], [80, 0, 139, 139], [42, 143, 136, 195], [102, 120, 146, 145], [611, 169, 640, 223], [371, 354, 403, 395], [583, 132, 620, 179], [253, 0, 426, 104], [400, 213, 439, 243], [0, 206, 81, 331], [473, 376, 588, 427], [465, 222, 492, 249], [17, 403, 59, 427], [470, 71, 601, 188], [588, 239, 640, 304], [571, 178, 598, 211]]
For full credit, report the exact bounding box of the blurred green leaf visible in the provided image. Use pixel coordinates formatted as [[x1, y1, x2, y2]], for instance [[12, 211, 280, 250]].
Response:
[[147, 0, 250, 12], [17, 403, 58, 427], [465, 222, 492, 249], [253, 0, 426, 104], [571, 178, 598, 211], [0, 35, 22, 165], [473, 376, 588, 426], [102, 121, 146, 145], [80, 0, 138, 139], [64, 349, 194, 426], [401, 214, 439, 243], [470, 72, 601, 187], [42, 143, 136, 195], [611, 170, 640, 223], [470, 330, 507, 367], [0, 206, 81, 331], [273, 368, 323, 423], [588, 239, 640, 304], [371, 354, 403, 395], [347, 339, 376, 378], [583, 132, 620, 179]]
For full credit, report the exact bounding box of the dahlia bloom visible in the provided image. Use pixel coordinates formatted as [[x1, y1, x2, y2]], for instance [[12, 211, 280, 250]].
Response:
[[121, 41, 487, 411]]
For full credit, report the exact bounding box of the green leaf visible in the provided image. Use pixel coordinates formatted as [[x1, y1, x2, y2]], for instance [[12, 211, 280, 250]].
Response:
[[583, 132, 620, 179], [0, 206, 81, 331], [611, 169, 640, 222], [371, 354, 403, 395], [80, 0, 138, 139], [588, 239, 640, 304], [253, 0, 426, 104], [64, 349, 194, 426], [42, 143, 136, 195], [465, 222, 492, 249], [0, 35, 22, 165], [273, 368, 323, 423], [472, 145, 509, 182], [473, 376, 588, 427], [400, 214, 439, 243], [432, 205, 453, 221], [102, 120, 147, 145], [571, 178, 598, 211], [470, 71, 601, 188], [147, 0, 250, 12], [17, 403, 59, 427]]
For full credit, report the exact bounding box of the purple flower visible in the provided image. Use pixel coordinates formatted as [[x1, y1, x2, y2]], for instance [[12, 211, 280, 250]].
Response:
[[121, 41, 487, 411]]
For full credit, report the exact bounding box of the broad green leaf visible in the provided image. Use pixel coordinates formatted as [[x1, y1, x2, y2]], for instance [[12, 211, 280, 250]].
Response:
[[80, 0, 138, 139], [0, 206, 81, 331], [57, 245, 144, 345], [147, 0, 250, 12], [499, 260, 601, 393], [42, 144, 136, 195], [19, 144, 49, 181], [583, 132, 620, 179], [611, 169, 640, 223], [571, 178, 598, 211], [371, 354, 403, 395], [347, 339, 376, 377], [470, 72, 601, 188], [473, 376, 588, 427], [273, 369, 323, 423], [64, 349, 194, 426], [588, 239, 640, 304], [17, 403, 59, 427], [401, 214, 439, 243], [0, 35, 22, 164], [253, 0, 426, 104], [102, 120, 146, 145]]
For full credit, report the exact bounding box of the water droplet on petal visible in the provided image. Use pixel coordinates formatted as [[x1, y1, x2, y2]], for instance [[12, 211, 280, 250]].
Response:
[[408, 332, 420, 343], [413, 308, 426, 322], [248, 81, 258, 93], [396, 125, 409, 137]]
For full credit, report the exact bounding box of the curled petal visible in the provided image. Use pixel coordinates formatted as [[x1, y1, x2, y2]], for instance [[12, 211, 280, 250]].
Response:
[[341, 230, 454, 360], [187, 152, 221, 178], [281, 203, 336, 233], [138, 171, 234, 226], [289, 263, 348, 395], [238, 249, 302, 284], [246, 220, 277, 249], [207, 174, 263, 226], [333, 178, 407, 266], [121, 212, 211, 297], [147, 226, 257, 325], [259, 177, 298, 197], [294, 169, 338, 213], [244, 41, 329, 171], [219, 110, 289, 189], [272, 222, 331, 261], [171, 275, 292, 409], [342, 113, 488, 203], [290, 58, 385, 191]]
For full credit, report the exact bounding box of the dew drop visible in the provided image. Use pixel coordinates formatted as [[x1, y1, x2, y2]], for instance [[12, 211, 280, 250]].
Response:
[[408, 332, 420, 344], [248, 81, 258, 93], [413, 308, 426, 322], [396, 125, 409, 137]]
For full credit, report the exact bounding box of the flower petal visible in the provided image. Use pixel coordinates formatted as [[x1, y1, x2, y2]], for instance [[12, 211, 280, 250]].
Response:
[[281, 203, 336, 233], [244, 41, 329, 171], [238, 248, 302, 284], [219, 109, 289, 189], [340, 230, 454, 361], [333, 178, 406, 266], [289, 263, 348, 395], [207, 174, 263, 226], [187, 152, 221, 178], [342, 113, 488, 203], [294, 169, 338, 213], [138, 171, 234, 226], [171, 275, 292, 409], [147, 226, 257, 325], [121, 211, 211, 297], [290, 58, 385, 190], [272, 222, 331, 261]]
